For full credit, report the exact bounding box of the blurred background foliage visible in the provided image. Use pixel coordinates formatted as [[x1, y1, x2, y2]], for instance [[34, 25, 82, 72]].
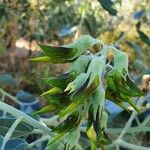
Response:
[[0, 0, 149, 149], [0, 0, 149, 92]]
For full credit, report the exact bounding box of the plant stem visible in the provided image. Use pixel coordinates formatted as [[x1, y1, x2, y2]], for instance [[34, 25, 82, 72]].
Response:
[[1, 117, 23, 150], [28, 135, 50, 149], [0, 88, 22, 105], [0, 101, 52, 135]]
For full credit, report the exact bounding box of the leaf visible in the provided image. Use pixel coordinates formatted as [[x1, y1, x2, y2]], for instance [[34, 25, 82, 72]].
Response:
[[100, 111, 108, 129], [126, 41, 142, 54], [106, 90, 130, 112], [0, 74, 18, 87], [137, 30, 150, 46], [0, 118, 34, 138], [84, 14, 97, 36], [98, 0, 117, 16], [0, 137, 28, 150]]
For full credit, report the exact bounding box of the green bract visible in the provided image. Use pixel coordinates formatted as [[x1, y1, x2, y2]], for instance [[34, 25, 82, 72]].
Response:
[[31, 35, 144, 149]]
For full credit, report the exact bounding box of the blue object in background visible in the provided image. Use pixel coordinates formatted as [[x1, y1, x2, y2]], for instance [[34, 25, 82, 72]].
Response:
[[105, 100, 124, 117], [57, 26, 78, 37], [16, 90, 40, 114]]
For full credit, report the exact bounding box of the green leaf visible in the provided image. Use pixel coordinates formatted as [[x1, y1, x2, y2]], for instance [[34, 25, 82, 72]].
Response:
[[51, 112, 79, 134], [0, 137, 28, 150], [126, 41, 142, 54], [100, 110, 108, 129], [98, 0, 117, 16], [137, 30, 150, 46], [0, 118, 33, 138]]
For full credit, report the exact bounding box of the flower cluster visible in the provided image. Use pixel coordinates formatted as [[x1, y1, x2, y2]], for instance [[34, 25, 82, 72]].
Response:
[[31, 35, 144, 149]]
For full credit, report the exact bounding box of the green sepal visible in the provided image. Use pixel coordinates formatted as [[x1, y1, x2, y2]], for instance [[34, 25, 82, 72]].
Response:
[[28, 56, 50, 62], [48, 132, 66, 146], [52, 112, 79, 133], [33, 105, 56, 115], [119, 93, 140, 112], [64, 35, 101, 60], [40, 87, 62, 97], [106, 90, 130, 112], [125, 75, 145, 96], [45, 92, 71, 110], [42, 71, 77, 89]]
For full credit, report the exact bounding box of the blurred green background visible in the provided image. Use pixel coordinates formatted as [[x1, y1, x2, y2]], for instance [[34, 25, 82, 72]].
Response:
[[0, 0, 149, 93]]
